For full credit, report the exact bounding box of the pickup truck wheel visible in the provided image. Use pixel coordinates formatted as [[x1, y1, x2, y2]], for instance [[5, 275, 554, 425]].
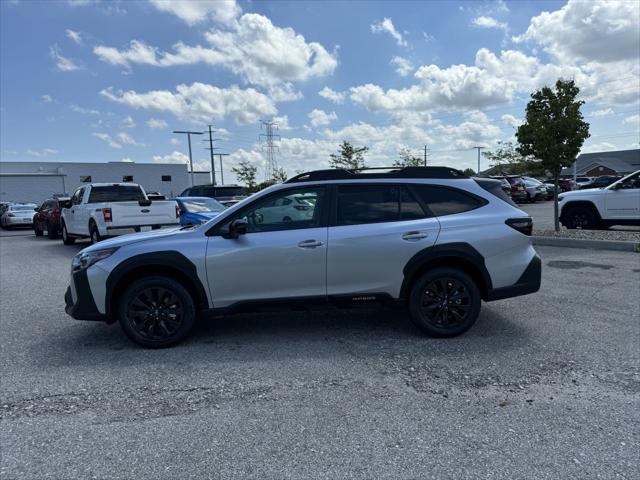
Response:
[[564, 206, 599, 230], [118, 276, 196, 348], [61, 222, 75, 245], [34, 222, 43, 236], [409, 267, 481, 338], [89, 222, 102, 244]]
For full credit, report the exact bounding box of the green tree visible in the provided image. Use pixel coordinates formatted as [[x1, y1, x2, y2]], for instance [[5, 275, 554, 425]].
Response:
[[231, 160, 258, 192], [393, 148, 423, 167], [461, 168, 476, 176], [272, 167, 288, 183], [329, 141, 368, 169], [516, 79, 590, 231], [482, 140, 534, 175]]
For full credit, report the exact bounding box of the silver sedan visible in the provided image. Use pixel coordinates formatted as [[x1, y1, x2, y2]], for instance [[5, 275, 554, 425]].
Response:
[[0, 203, 38, 229]]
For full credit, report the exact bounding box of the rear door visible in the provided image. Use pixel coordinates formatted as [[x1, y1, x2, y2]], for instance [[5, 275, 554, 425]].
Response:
[[326, 184, 439, 298]]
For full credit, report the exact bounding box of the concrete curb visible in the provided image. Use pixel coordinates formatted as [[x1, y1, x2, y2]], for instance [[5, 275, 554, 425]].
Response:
[[533, 236, 640, 252]]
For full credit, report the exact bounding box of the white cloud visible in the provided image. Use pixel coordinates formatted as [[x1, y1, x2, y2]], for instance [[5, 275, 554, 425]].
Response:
[[318, 87, 346, 104], [121, 115, 136, 128], [116, 132, 144, 146], [49, 45, 81, 71], [472, 16, 507, 31], [371, 17, 407, 47], [65, 29, 82, 45], [70, 104, 100, 115], [390, 56, 414, 77], [267, 83, 303, 102], [92, 132, 121, 149], [147, 118, 168, 129], [273, 115, 293, 131], [435, 111, 502, 149], [581, 142, 618, 153], [94, 13, 337, 87], [152, 151, 189, 164], [170, 138, 181, 145], [41, 94, 52, 103], [501, 114, 522, 128], [149, 0, 241, 26], [590, 108, 614, 118], [513, 0, 640, 64], [26, 148, 58, 157], [622, 114, 640, 126], [307, 109, 337, 128], [100, 83, 277, 125]]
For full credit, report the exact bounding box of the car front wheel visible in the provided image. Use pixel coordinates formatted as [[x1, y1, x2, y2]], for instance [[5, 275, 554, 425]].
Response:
[[34, 222, 43, 236], [118, 276, 196, 348], [61, 222, 75, 245], [408, 267, 481, 338], [564, 206, 600, 230]]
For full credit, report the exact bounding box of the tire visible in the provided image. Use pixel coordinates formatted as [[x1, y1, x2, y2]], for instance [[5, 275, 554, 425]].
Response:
[[34, 222, 43, 237], [118, 276, 196, 348], [89, 222, 101, 244], [47, 221, 59, 239], [61, 222, 75, 245], [408, 267, 481, 338], [563, 206, 600, 230]]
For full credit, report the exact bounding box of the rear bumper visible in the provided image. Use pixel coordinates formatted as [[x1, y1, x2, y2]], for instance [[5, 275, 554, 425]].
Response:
[[486, 254, 541, 301], [64, 269, 108, 322]]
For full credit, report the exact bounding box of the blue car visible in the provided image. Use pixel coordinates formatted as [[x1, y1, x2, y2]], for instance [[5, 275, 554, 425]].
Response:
[[174, 197, 226, 226]]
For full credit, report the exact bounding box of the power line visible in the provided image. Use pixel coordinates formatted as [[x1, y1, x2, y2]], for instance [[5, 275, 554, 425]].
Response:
[[259, 119, 280, 181]]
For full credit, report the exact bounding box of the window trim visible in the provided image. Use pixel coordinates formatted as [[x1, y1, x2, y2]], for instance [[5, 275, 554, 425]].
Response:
[[329, 183, 430, 227], [206, 185, 329, 237]]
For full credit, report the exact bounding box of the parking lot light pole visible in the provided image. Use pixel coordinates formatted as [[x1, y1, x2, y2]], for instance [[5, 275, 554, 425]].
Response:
[[173, 130, 203, 187]]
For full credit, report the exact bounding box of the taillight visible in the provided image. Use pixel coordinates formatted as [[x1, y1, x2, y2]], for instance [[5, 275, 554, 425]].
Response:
[[506, 217, 533, 236], [102, 208, 112, 222], [52, 208, 59, 214], [175, 205, 181, 218], [294, 205, 309, 211]]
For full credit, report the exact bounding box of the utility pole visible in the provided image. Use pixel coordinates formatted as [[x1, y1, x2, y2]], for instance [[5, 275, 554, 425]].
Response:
[[217, 153, 230, 185], [473, 146, 484, 174], [259, 119, 280, 181], [173, 130, 203, 186], [203, 126, 223, 185], [424, 145, 429, 166]]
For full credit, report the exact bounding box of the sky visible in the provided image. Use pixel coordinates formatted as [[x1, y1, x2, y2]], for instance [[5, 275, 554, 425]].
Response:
[[1, 0, 639, 184]]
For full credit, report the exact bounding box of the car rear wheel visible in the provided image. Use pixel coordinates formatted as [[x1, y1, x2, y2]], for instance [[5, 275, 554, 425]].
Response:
[[34, 222, 43, 236], [61, 222, 75, 245], [89, 222, 101, 244], [118, 276, 196, 348], [564, 206, 600, 230], [47, 221, 59, 239], [408, 267, 481, 338]]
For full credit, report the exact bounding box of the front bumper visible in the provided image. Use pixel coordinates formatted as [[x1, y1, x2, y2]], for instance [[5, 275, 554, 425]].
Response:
[[486, 254, 541, 301], [64, 269, 108, 322]]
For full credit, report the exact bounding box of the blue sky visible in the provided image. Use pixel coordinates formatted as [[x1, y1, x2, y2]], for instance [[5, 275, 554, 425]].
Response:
[[1, 0, 639, 183]]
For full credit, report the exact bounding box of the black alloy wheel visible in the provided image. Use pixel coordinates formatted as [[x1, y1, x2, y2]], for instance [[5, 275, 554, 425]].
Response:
[[409, 267, 481, 338], [565, 207, 598, 230]]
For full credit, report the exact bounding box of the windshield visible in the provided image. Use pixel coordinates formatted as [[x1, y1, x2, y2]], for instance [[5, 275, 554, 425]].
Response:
[[180, 198, 225, 213]]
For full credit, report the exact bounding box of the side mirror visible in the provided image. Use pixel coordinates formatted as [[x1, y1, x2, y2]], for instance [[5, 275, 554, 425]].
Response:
[[139, 199, 152, 207], [226, 218, 248, 239]]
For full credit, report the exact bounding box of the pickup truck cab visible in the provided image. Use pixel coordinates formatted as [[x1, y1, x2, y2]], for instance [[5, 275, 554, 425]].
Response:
[[61, 183, 179, 245], [559, 170, 640, 229]]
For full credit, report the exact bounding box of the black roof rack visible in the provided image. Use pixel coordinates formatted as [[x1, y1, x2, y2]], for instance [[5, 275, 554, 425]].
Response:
[[285, 166, 468, 183]]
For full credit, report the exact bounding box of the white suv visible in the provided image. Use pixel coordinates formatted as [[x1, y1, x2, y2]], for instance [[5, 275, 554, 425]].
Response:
[[64, 167, 541, 348]]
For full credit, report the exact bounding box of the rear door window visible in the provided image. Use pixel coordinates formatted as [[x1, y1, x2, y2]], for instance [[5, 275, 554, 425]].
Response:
[[412, 185, 485, 217], [337, 185, 399, 225]]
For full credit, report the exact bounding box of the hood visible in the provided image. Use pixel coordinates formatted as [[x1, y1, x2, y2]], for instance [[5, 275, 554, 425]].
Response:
[[560, 188, 606, 198], [81, 226, 185, 253]]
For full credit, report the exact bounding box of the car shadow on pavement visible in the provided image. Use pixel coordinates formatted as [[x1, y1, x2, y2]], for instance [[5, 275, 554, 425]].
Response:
[[39, 305, 531, 367]]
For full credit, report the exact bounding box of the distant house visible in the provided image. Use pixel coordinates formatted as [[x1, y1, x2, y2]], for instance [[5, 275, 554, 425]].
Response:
[[479, 149, 639, 177], [561, 149, 639, 177]]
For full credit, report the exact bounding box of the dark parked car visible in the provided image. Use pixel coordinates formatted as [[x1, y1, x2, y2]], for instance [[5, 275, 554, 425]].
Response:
[[33, 197, 69, 239], [492, 176, 527, 203], [180, 184, 248, 204], [580, 175, 622, 189]]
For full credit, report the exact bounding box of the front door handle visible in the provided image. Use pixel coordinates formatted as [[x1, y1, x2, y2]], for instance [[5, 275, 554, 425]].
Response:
[[402, 231, 428, 241], [298, 239, 324, 249]]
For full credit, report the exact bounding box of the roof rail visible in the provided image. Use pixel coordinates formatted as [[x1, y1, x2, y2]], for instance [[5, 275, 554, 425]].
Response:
[[285, 166, 468, 183]]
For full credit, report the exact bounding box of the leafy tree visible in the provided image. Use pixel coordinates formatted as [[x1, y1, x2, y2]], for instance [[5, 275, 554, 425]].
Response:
[[461, 168, 476, 176], [231, 160, 258, 191], [394, 148, 423, 167], [482, 140, 534, 175], [516, 79, 590, 231], [272, 167, 288, 183], [329, 141, 368, 169]]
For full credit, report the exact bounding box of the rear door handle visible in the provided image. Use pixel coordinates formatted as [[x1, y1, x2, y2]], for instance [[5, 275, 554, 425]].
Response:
[[298, 239, 324, 249], [402, 231, 428, 241]]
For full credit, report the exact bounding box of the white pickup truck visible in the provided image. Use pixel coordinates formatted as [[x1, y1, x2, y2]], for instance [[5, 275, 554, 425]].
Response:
[[61, 183, 179, 245], [558, 170, 640, 229]]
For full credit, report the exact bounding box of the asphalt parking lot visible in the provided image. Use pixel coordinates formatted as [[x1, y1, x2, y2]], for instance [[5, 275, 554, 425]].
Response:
[[1, 232, 639, 479]]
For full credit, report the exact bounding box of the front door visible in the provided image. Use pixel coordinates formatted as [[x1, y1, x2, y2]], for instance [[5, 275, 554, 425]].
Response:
[[206, 186, 329, 308], [605, 173, 640, 220], [327, 184, 440, 298]]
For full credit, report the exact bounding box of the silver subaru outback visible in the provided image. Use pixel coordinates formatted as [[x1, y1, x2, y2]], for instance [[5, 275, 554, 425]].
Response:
[[65, 167, 541, 348]]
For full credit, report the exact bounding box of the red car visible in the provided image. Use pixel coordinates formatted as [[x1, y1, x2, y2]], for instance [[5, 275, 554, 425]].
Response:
[[33, 197, 68, 239]]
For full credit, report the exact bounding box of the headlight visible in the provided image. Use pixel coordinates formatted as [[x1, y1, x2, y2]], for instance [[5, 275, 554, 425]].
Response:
[[72, 248, 118, 272]]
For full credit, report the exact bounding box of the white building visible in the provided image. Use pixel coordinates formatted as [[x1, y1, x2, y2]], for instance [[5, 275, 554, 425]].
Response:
[[0, 161, 213, 203]]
